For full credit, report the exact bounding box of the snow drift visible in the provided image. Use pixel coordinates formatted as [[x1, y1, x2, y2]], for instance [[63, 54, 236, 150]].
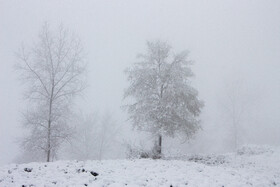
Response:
[[0, 145, 279, 186]]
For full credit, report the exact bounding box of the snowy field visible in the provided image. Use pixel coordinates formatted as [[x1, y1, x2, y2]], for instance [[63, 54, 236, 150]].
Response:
[[0, 145, 279, 187]]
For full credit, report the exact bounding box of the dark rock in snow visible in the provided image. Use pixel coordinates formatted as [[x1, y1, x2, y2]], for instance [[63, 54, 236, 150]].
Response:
[[24, 168, 32, 172], [90, 171, 99, 176], [77, 168, 86, 173]]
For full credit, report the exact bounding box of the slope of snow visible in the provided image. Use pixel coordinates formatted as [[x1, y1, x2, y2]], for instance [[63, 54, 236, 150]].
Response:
[[0, 145, 279, 187]]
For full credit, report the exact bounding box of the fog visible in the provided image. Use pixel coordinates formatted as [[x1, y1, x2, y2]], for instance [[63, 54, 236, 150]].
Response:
[[0, 0, 279, 166]]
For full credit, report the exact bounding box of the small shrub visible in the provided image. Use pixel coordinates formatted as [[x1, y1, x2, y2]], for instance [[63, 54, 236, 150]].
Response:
[[126, 144, 160, 159]]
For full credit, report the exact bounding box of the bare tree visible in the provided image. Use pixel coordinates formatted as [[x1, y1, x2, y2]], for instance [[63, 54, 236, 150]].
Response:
[[124, 40, 204, 158], [16, 23, 87, 162]]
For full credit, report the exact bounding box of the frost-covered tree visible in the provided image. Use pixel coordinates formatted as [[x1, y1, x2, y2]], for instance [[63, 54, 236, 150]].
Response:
[[16, 23, 87, 162], [124, 40, 204, 157]]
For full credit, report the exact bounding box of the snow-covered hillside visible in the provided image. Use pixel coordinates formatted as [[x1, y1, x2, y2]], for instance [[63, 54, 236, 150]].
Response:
[[0, 145, 279, 187]]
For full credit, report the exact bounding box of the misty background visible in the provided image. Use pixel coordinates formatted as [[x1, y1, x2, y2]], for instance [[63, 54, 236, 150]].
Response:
[[0, 0, 279, 166]]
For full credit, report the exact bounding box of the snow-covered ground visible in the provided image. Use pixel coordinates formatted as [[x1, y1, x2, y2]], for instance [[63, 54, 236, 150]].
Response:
[[0, 145, 279, 186]]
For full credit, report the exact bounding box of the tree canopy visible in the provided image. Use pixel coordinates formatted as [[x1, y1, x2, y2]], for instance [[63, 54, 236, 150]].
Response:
[[124, 40, 203, 139]]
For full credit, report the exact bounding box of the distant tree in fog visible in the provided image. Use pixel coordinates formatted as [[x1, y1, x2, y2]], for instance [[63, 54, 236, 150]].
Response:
[[124, 40, 204, 158], [68, 112, 123, 160], [67, 113, 99, 160], [97, 112, 120, 160], [16, 23, 87, 162], [221, 79, 253, 150]]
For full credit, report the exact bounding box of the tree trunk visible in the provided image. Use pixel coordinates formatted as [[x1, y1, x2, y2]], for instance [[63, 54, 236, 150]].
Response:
[[47, 93, 53, 162], [46, 79, 55, 162], [47, 119, 51, 162], [153, 134, 162, 159], [158, 134, 162, 155]]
